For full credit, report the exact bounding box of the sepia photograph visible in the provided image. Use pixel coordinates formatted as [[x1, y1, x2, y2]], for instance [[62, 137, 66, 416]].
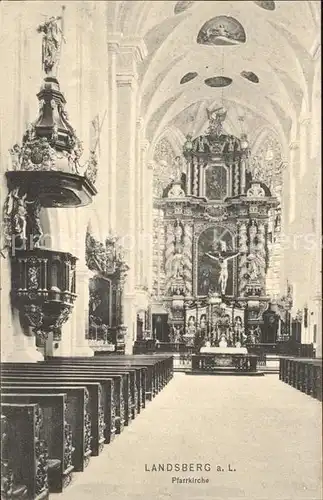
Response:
[[0, 1, 321, 499]]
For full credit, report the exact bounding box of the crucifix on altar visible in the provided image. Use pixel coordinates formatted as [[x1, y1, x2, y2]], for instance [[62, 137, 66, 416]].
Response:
[[204, 228, 239, 296]]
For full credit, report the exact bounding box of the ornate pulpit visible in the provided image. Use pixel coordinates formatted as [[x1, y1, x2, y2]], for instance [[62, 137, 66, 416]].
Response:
[[3, 16, 98, 343]]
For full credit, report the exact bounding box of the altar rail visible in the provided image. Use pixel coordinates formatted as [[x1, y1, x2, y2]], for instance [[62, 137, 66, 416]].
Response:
[[279, 358, 322, 401], [191, 353, 258, 373]]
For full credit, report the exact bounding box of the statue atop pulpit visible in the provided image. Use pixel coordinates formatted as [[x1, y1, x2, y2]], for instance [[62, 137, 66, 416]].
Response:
[[37, 13, 65, 76]]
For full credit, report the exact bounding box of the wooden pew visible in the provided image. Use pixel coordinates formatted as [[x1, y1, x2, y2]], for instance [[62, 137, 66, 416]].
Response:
[[2, 365, 129, 430], [46, 358, 147, 413], [44, 360, 143, 418], [1, 403, 49, 500], [48, 354, 174, 401], [1, 379, 90, 472], [1, 393, 73, 493], [1, 381, 111, 449], [1, 414, 28, 499], [2, 368, 124, 434], [279, 357, 322, 401], [95, 354, 174, 392]]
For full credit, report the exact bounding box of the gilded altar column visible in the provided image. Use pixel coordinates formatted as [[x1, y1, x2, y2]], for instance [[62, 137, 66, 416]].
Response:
[[240, 156, 247, 194], [192, 157, 199, 196], [186, 158, 192, 195], [257, 221, 267, 293], [183, 223, 193, 296], [238, 220, 248, 296]]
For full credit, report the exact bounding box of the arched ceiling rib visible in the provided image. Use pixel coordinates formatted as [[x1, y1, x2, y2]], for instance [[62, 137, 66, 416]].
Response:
[[113, 1, 318, 152]]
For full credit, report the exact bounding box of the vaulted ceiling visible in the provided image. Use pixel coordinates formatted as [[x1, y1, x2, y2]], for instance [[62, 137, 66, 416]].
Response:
[[109, 0, 320, 156]]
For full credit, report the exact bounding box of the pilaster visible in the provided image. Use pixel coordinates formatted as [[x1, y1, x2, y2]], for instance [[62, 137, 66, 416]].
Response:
[[299, 114, 311, 179], [288, 141, 299, 224], [115, 37, 147, 349], [107, 33, 122, 234]]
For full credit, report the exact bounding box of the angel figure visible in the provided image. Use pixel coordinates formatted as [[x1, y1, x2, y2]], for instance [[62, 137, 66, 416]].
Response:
[[7, 188, 28, 241], [205, 251, 239, 295]]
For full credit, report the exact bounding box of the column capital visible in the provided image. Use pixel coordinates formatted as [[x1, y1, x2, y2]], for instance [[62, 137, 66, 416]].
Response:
[[299, 114, 311, 126], [116, 73, 138, 88], [289, 141, 299, 150], [121, 36, 148, 63], [107, 32, 123, 53], [136, 117, 144, 129], [141, 138, 150, 153]]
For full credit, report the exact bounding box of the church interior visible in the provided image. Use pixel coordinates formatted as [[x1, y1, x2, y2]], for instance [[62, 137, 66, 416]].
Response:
[[0, 1, 321, 499]]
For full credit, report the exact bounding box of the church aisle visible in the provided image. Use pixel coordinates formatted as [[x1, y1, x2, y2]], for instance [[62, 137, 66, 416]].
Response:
[[52, 373, 321, 500]]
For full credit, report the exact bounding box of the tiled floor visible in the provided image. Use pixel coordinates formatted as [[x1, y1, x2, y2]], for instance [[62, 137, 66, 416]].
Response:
[[53, 373, 322, 500]]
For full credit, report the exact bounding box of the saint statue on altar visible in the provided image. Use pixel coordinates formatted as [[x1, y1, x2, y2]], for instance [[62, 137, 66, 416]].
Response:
[[207, 107, 227, 137]]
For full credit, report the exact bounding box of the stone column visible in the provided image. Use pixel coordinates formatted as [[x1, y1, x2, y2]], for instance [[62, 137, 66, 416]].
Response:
[[135, 119, 144, 286], [141, 139, 151, 288], [89, 3, 110, 236], [115, 37, 147, 353], [313, 161, 322, 357], [146, 162, 155, 292], [299, 115, 311, 179], [71, 267, 94, 356], [107, 34, 121, 234], [288, 141, 300, 224]]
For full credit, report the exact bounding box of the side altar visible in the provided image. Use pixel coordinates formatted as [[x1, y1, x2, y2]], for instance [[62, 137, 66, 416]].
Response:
[[151, 107, 279, 354]]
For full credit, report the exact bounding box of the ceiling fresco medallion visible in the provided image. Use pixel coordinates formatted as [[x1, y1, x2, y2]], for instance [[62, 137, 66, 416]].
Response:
[[174, 1, 195, 14], [253, 1, 276, 11], [241, 71, 259, 83], [180, 72, 198, 84], [197, 16, 246, 46], [204, 76, 232, 88]]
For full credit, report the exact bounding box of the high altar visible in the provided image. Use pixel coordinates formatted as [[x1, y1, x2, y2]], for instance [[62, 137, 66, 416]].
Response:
[[152, 107, 279, 350]]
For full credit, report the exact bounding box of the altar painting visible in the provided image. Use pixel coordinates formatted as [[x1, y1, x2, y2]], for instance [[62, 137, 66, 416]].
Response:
[[197, 226, 236, 296], [205, 164, 228, 200]]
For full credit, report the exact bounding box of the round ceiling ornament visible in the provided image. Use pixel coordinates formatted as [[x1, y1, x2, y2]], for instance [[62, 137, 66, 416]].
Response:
[[197, 16, 246, 46], [174, 1, 195, 14], [241, 71, 259, 83], [253, 1, 276, 11], [204, 76, 232, 88], [180, 72, 198, 84]]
